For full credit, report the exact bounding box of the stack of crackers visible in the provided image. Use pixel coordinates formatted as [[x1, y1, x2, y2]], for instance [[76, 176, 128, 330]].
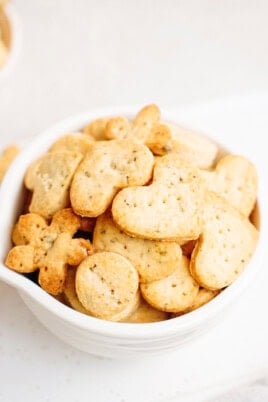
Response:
[[4, 104, 259, 323]]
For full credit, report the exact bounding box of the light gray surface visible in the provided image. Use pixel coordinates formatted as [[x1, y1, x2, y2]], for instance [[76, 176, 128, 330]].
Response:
[[1, 0, 268, 143]]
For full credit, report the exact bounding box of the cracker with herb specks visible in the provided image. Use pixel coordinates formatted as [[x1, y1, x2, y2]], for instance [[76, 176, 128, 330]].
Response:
[[75, 252, 140, 321], [200, 154, 258, 217], [5, 209, 93, 295], [25, 151, 83, 219], [112, 154, 205, 241], [70, 140, 154, 217], [190, 192, 259, 290], [141, 256, 199, 313], [93, 211, 182, 283], [50, 133, 94, 155]]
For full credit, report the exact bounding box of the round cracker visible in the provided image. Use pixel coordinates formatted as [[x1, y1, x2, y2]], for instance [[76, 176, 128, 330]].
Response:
[[141, 256, 199, 313], [75, 251, 139, 321]]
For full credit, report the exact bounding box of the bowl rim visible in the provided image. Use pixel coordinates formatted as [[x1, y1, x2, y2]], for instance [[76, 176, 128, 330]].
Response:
[[0, 106, 267, 340]]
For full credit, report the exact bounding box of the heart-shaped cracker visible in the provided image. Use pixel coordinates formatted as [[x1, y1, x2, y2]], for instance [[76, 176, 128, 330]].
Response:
[[141, 256, 199, 313], [190, 193, 259, 290], [75, 251, 140, 321], [112, 154, 205, 241], [200, 154, 258, 216], [0, 145, 20, 182], [50, 133, 94, 155], [105, 104, 160, 142], [70, 140, 154, 217], [25, 151, 83, 219], [5, 208, 93, 295], [93, 211, 182, 283]]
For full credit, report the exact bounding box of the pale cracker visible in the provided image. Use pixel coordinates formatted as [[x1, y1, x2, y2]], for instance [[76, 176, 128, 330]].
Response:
[[141, 256, 199, 313], [50, 133, 94, 155], [122, 297, 168, 323], [171, 288, 219, 317], [93, 211, 182, 283], [147, 123, 218, 168], [25, 151, 83, 219], [63, 268, 92, 315], [112, 154, 205, 241], [70, 140, 154, 217], [190, 192, 259, 290], [75, 251, 139, 321], [200, 154, 258, 216]]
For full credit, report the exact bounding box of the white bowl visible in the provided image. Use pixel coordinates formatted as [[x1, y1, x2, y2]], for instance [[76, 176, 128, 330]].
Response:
[[0, 107, 266, 359]]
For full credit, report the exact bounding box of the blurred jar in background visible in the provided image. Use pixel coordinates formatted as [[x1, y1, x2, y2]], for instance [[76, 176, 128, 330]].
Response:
[[0, 0, 11, 68]]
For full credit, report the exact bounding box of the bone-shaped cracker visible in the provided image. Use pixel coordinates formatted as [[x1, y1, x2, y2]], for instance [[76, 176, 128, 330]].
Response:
[[190, 193, 259, 290], [147, 123, 218, 168], [50, 133, 94, 155], [75, 251, 140, 321], [5, 208, 93, 295], [70, 140, 154, 217], [112, 154, 205, 241], [0, 145, 20, 182], [200, 154, 258, 216], [141, 256, 199, 313], [25, 151, 83, 219], [105, 104, 160, 142], [93, 211, 182, 282], [83, 117, 110, 140]]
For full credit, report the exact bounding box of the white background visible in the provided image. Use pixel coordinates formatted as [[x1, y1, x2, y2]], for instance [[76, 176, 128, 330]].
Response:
[[0, 1, 268, 401]]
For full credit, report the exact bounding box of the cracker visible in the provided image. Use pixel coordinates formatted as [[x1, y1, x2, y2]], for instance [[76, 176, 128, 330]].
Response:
[[0, 145, 20, 182], [25, 151, 83, 219], [171, 288, 219, 317], [106, 104, 160, 142], [75, 251, 139, 321], [50, 133, 94, 155], [122, 297, 168, 323], [70, 140, 154, 217], [83, 117, 110, 140], [147, 123, 218, 168], [5, 208, 93, 295], [201, 154, 258, 216], [63, 268, 92, 315], [93, 212, 182, 283], [112, 154, 205, 241], [141, 256, 199, 313], [190, 193, 259, 290]]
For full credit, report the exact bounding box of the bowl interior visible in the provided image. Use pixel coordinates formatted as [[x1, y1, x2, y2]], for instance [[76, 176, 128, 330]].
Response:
[[0, 107, 264, 339]]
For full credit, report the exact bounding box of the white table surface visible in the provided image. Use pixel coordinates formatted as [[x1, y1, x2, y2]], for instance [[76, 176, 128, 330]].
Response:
[[1, 1, 268, 401]]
